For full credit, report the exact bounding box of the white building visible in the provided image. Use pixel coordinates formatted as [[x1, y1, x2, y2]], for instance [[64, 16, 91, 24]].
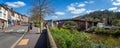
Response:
[[0, 4, 8, 29], [97, 22, 104, 28]]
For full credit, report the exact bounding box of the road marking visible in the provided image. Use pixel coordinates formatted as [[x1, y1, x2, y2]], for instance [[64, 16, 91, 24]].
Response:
[[17, 29, 24, 32], [5, 29, 13, 32], [18, 39, 29, 45]]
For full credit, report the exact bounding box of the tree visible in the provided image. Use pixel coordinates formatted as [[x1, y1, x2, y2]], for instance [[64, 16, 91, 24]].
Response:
[[112, 19, 120, 26], [62, 21, 79, 32], [30, 0, 54, 33]]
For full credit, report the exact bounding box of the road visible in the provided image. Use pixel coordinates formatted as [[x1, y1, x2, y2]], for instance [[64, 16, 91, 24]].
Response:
[[0, 25, 28, 48]]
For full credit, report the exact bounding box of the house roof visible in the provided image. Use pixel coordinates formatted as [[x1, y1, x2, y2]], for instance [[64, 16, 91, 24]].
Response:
[[0, 4, 9, 10]]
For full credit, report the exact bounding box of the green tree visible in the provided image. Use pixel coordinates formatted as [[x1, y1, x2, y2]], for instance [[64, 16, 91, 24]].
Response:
[[62, 21, 80, 32], [113, 19, 120, 26]]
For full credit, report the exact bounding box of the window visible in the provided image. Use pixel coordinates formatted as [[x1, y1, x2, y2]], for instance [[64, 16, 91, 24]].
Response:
[[0, 6, 1, 10], [4, 9, 6, 13], [4, 13, 6, 18], [0, 11, 2, 17]]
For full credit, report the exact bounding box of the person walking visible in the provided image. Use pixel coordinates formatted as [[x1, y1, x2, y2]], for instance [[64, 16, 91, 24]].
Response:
[[2, 21, 4, 30], [29, 22, 33, 30]]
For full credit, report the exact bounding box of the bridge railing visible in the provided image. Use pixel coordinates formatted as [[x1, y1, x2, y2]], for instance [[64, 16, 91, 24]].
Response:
[[46, 25, 57, 48]]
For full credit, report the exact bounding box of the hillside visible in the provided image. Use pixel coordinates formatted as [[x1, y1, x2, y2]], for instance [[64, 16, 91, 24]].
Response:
[[74, 10, 120, 26]]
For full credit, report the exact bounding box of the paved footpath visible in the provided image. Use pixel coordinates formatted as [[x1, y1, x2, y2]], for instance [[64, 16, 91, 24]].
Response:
[[15, 27, 47, 48]]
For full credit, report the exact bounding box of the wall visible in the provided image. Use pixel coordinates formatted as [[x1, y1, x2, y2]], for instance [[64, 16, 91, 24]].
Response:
[[0, 6, 8, 28]]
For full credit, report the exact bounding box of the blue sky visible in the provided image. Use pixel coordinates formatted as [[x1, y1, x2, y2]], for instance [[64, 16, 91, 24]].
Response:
[[0, 0, 120, 20]]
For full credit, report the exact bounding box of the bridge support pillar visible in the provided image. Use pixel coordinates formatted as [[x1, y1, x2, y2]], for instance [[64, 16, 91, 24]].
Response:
[[92, 22, 94, 26], [51, 20, 54, 27], [85, 21, 88, 30]]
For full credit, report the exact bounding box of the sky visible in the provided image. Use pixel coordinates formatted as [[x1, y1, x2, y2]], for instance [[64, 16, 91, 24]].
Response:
[[0, 0, 120, 20]]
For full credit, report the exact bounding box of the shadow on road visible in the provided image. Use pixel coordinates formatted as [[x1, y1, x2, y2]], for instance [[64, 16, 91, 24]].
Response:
[[34, 29, 47, 48]]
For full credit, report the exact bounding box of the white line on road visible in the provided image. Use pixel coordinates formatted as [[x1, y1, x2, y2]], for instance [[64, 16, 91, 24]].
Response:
[[5, 29, 13, 32], [17, 29, 25, 32]]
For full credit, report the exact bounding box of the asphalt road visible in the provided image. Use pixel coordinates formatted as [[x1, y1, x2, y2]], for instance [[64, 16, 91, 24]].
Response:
[[0, 25, 28, 48]]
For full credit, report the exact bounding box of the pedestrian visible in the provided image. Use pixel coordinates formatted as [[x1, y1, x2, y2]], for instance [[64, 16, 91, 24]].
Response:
[[29, 22, 33, 30], [2, 21, 4, 30]]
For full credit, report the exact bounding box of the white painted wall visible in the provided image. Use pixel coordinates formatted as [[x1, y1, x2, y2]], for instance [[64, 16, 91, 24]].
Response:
[[0, 6, 8, 27], [0, 6, 8, 20]]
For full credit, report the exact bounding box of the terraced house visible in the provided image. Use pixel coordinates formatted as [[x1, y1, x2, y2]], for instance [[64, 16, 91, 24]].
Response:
[[0, 4, 8, 29], [0, 4, 28, 29]]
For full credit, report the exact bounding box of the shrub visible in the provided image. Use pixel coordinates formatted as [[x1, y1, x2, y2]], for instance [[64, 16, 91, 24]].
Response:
[[62, 21, 80, 31], [50, 27, 101, 48], [34, 22, 41, 27]]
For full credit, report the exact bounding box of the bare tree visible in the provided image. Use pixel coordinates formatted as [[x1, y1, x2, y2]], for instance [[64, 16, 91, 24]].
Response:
[[30, 0, 54, 33]]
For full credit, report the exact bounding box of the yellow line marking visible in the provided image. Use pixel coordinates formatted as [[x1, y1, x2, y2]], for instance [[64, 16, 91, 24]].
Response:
[[18, 39, 29, 45]]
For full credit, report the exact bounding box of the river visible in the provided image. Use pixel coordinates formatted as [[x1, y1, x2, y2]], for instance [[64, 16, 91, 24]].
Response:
[[86, 33, 120, 47]]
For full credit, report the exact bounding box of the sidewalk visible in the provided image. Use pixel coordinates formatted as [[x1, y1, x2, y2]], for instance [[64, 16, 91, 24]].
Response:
[[15, 27, 47, 48]]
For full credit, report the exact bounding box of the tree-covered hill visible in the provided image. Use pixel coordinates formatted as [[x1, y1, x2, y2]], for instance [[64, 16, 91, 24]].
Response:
[[74, 10, 120, 26]]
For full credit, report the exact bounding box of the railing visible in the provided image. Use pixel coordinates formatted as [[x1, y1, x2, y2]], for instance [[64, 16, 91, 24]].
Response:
[[46, 25, 57, 48]]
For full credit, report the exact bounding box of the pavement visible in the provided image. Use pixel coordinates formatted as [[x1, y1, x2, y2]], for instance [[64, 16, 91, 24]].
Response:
[[0, 25, 28, 48], [15, 27, 47, 48]]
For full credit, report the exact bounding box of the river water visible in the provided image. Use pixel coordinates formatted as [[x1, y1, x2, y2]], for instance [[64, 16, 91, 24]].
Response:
[[86, 33, 120, 47]]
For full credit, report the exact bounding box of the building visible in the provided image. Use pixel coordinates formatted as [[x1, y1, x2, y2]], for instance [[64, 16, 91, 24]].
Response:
[[0, 4, 28, 29], [97, 22, 104, 28], [8, 8, 15, 26], [21, 15, 28, 22], [0, 4, 8, 29]]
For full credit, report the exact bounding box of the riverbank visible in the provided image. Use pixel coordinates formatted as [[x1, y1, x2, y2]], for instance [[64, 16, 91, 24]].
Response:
[[86, 26, 120, 37], [49, 27, 120, 48], [86, 33, 120, 47]]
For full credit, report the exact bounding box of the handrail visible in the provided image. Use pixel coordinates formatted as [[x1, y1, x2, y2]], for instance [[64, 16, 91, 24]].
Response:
[[46, 25, 57, 48]]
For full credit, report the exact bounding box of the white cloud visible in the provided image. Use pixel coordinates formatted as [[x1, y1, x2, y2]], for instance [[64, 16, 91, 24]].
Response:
[[108, 7, 118, 11], [67, 6, 76, 11], [6, 1, 26, 8], [84, 1, 94, 4], [86, 10, 95, 14], [112, 0, 120, 6], [100, 9, 105, 11], [116, 0, 120, 2], [78, 3, 85, 7], [112, 2, 120, 6], [71, 8, 86, 14], [52, 16, 58, 19], [67, 3, 86, 14], [55, 12, 65, 15], [118, 10, 120, 12]]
